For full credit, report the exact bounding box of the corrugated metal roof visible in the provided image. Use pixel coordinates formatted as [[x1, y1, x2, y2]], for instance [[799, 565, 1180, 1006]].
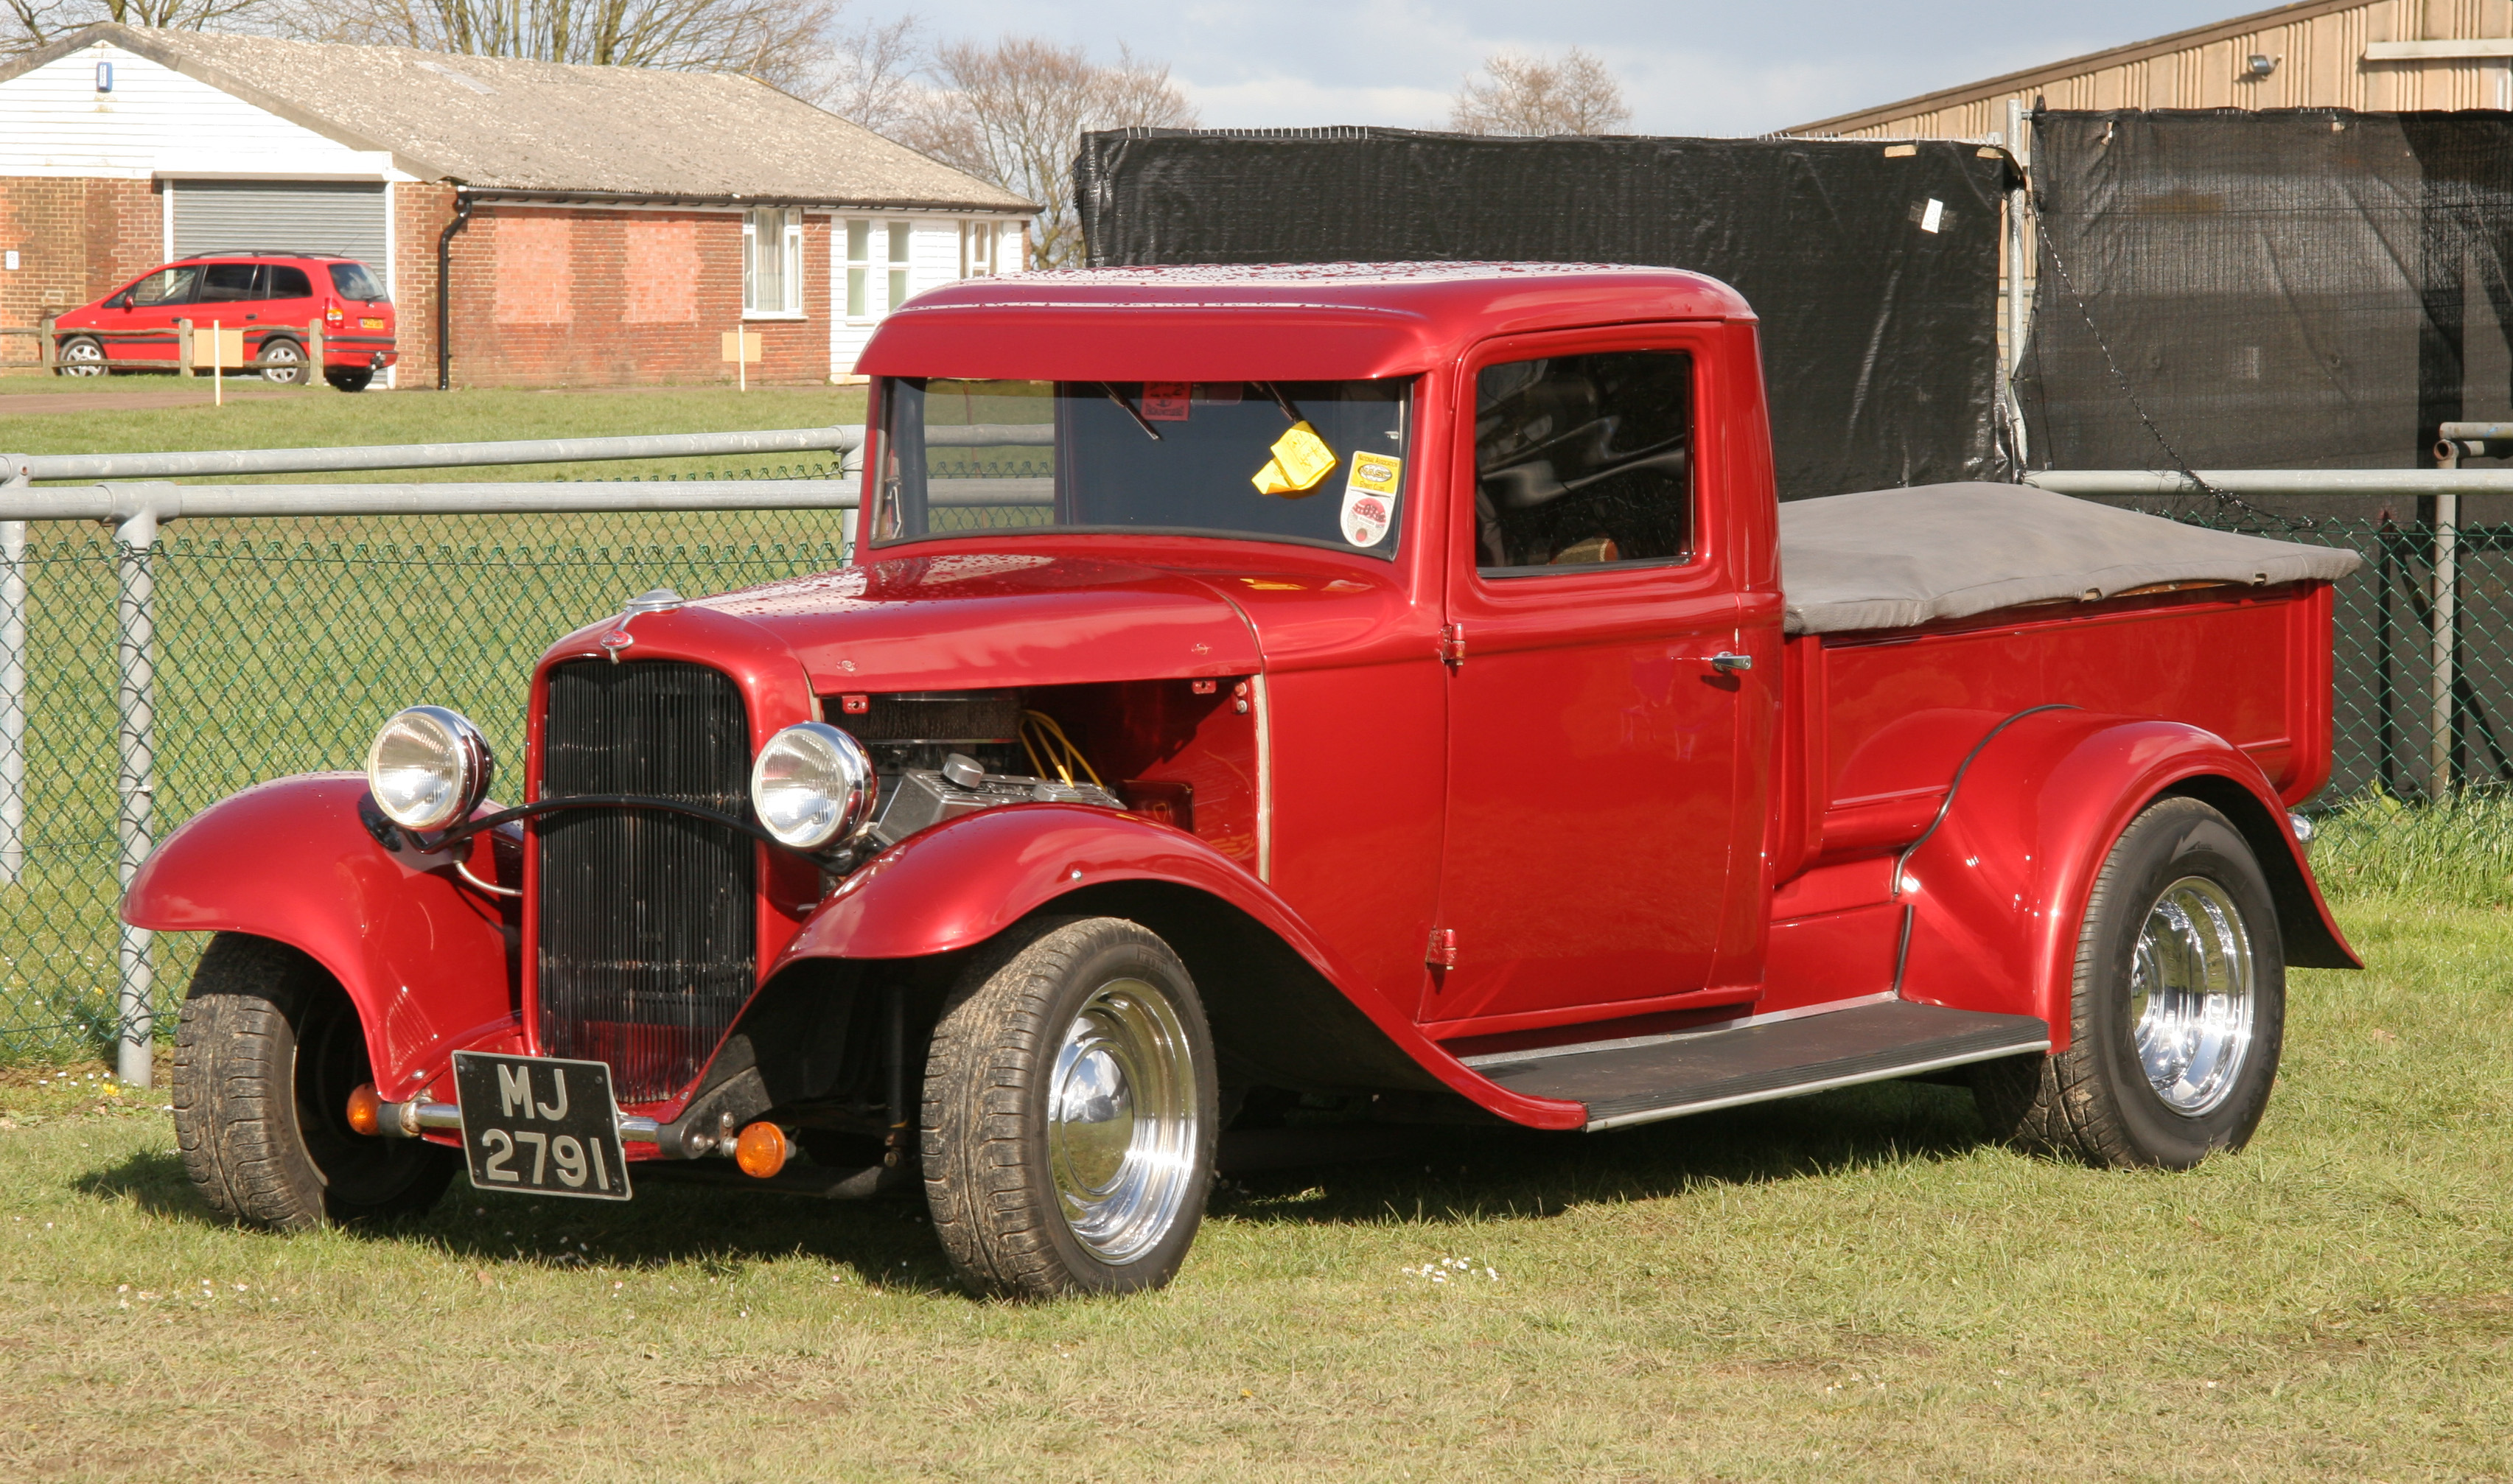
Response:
[[1, 23, 1032, 211]]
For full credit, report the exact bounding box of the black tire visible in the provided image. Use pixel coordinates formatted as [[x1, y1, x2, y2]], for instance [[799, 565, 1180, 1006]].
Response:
[[326, 367, 374, 393], [55, 336, 108, 377], [171, 933, 455, 1230], [922, 916, 1219, 1298], [1973, 796, 2286, 1169], [258, 337, 307, 385]]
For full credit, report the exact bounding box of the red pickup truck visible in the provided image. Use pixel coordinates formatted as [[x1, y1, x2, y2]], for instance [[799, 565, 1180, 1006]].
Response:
[[126, 264, 2360, 1297]]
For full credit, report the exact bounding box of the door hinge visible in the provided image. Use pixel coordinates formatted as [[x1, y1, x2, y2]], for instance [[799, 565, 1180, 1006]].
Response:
[[1439, 622, 1467, 668], [1425, 928, 1458, 968]]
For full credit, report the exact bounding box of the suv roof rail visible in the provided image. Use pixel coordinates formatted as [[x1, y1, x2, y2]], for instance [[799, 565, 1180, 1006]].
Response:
[[175, 251, 354, 262]]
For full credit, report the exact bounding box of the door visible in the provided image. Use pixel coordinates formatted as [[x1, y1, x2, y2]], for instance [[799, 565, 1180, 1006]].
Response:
[[104, 265, 200, 367], [1424, 332, 1747, 1030], [169, 180, 388, 265], [259, 262, 318, 351]]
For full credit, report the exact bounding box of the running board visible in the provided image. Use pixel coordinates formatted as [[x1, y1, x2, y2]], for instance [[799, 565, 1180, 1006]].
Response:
[[1469, 1001, 2050, 1131]]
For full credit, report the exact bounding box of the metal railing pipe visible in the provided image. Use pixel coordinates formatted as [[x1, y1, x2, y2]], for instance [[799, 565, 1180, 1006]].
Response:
[[2026, 469, 2513, 495], [0, 480, 857, 523], [7, 424, 864, 484], [107, 483, 165, 1088], [0, 457, 23, 886]]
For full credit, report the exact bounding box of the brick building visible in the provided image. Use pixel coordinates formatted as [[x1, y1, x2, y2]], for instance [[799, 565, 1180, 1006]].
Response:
[[0, 24, 1033, 387]]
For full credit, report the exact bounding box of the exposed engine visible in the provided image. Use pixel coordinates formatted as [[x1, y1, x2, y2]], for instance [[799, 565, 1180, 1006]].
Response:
[[845, 690, 1124, 847]]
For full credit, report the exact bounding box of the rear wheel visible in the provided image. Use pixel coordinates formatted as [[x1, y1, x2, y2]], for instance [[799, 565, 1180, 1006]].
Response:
[[1972, 796, 2285, 1169], [55, 337, 107, 377], [172, 933, 454, 1230], [922, 916, 1217, 1297], [325, 366, 373, 393], [258, 337, 307, 385]]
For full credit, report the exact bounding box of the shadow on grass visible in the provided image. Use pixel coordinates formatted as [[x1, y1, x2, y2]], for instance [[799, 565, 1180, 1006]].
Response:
[[63, 1077, 2006, 1291], [1214, 1077, 2002, 1228]]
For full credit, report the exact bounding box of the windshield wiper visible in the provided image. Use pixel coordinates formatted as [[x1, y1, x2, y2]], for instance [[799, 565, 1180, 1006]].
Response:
[[1100, 382, 1163, 441], [1258, 381, 1304, 425]]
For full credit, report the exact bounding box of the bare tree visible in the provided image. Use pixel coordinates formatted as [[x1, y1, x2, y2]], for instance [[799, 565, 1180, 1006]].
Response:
[[905, 38, 1197, 270], [302, 0, 839, 84], [1449, 48, 1631, 136], [6, 0, 279, 55], [812, 14, 922, 139]]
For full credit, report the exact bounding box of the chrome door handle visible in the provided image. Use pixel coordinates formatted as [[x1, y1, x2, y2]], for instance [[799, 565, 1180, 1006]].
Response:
[[1710, 652, 1752, 673]]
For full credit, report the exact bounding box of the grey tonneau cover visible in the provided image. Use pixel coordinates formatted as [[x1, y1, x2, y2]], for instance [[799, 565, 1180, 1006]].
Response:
[[1779, 483, 2363, 637]]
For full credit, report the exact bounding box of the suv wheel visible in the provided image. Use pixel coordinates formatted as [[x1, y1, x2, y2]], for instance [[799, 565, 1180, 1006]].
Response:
[[325, 367, 374, 393], [56, 337, 107, 377], [258, 337, 307, 385], [172, 933, 455, 1230], [923, 916, 1218, 1297]]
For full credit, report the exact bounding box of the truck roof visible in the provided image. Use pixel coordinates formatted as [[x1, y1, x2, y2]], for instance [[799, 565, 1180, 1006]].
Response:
[[859, 262, 1755, 382]]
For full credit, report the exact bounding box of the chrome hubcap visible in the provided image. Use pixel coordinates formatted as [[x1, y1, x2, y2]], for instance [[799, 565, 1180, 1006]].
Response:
[[1047, 977, 1198, 1264], [2128, 876, 2256, 1116], [60, 343, 104, 377]]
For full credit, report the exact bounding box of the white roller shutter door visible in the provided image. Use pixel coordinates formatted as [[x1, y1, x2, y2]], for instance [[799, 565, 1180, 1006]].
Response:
[[170, 181, 388, 270]]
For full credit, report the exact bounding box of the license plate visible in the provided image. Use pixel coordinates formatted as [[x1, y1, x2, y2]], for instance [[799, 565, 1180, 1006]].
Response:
[[360, 317, 386, 329], [450, 1051, 632, 1200]]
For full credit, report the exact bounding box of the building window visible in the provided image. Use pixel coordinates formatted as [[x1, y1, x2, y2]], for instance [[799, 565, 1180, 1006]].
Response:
[[744, 207, 803, 317], [887, 222, 912, 311], [962, 220, 996, 278], [847, 219, 870, 319]]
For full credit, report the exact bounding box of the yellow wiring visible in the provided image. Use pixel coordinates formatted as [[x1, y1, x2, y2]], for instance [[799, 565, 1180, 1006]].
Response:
[[1018, 710, 1102, 788]]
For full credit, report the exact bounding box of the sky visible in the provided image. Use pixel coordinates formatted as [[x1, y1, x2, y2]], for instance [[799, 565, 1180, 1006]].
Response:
[[844, 0, 2250, 136]]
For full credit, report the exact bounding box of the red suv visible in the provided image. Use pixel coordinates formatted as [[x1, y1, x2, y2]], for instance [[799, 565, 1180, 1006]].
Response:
[[54, 252, 397, 391]]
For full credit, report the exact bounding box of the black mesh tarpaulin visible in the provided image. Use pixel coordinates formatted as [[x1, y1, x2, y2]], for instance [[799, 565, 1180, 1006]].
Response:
[[1076, 127, 2015, 502], [2021, 108, 2513, 474]]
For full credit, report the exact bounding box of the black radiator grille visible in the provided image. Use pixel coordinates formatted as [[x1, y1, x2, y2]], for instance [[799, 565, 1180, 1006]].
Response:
[[536, 659, 754, 1103]]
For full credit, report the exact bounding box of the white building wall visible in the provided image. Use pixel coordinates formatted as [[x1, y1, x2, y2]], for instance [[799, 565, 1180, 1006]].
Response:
[[828, 212, 1028, 381], [0, 41, 401, 180]]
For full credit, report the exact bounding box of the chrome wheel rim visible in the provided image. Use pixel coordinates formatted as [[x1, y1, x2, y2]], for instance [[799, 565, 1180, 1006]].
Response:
[[2128, 875, 2256, 1116], [59, 342, 105, 377], [262, 343, 302, 382], [1047, 977, 1199, 1264]]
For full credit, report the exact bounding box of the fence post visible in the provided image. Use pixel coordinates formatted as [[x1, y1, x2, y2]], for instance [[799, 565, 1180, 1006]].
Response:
[[0, 455, 24, 886], [2432, 442, 2461, 799], [106, 483, 169, 1087], [38, 312, 55, 374]]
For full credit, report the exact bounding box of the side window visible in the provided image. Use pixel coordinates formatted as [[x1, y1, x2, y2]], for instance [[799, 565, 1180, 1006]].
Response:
[[125, 267, 198, 307], [196, 263, 263, 302], [267, 265, 313, 299], [1472, 350, 1694, 573]]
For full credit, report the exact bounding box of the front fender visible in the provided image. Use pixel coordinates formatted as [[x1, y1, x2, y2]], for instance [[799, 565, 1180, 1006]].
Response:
[[1900, 714, 2358, 1051], [777, 804, 1587, 1130], [119, 774, 522, 1099]]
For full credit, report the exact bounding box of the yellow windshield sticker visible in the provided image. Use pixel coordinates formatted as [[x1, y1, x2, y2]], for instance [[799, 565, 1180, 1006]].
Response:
[[1347, 449, 1401, 494], [1252, 421, 1338, 496]]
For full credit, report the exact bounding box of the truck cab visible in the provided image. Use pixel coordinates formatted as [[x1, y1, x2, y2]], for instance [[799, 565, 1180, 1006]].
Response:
[[126, 263, 2358, 1297]]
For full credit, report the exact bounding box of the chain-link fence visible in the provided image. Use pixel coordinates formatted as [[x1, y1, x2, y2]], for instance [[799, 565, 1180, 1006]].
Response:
[[0, 472, 860, 1065]]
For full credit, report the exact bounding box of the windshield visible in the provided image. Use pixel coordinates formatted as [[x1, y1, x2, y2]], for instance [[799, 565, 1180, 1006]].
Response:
[[123, 267, 198, 307], [873, 378, 1413, 558]]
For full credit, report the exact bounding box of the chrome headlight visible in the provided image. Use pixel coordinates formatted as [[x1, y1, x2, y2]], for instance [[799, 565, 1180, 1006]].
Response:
[[750, 721, 877, 850], [364, 705, 494, 832]]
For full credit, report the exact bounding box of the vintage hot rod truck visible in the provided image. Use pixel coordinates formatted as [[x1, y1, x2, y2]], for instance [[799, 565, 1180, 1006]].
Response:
[[125, 264, 2361, 1296]]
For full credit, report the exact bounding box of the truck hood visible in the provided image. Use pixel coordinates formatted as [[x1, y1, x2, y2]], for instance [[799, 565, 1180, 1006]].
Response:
[[690, 553, 1262, 691]]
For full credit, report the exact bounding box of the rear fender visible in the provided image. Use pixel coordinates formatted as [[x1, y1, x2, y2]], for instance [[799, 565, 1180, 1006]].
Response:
[[777, 805, 1586, 1129], [1898, 713, 2358, 1051], [118, 774, 522, 1099]]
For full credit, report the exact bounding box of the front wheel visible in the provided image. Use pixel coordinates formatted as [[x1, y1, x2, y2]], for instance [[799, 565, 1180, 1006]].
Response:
[[171, 934, 455, 1230], [922, 916, 1217, 1297], [55, 337, 107, 377], [1973, 796, 2286, 1169]]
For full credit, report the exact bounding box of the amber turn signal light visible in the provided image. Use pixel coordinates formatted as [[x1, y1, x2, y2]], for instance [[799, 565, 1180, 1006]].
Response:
[[345, 1082, 383, 1137], [733, 1121, 791, 1179]]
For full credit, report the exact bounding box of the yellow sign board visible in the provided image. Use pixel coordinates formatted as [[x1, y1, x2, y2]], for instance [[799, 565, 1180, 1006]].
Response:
[[720, 331, 763, 363], [190, 326, 245, 369]]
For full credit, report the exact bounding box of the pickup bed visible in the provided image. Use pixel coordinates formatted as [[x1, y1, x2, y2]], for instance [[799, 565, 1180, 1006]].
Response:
[[127, 262, 2360, 1296]]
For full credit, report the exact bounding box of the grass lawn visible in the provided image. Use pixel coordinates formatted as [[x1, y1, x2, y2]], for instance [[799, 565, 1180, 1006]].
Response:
[[0, 892, 2506, 1480], [0, 379, 867, 484]]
